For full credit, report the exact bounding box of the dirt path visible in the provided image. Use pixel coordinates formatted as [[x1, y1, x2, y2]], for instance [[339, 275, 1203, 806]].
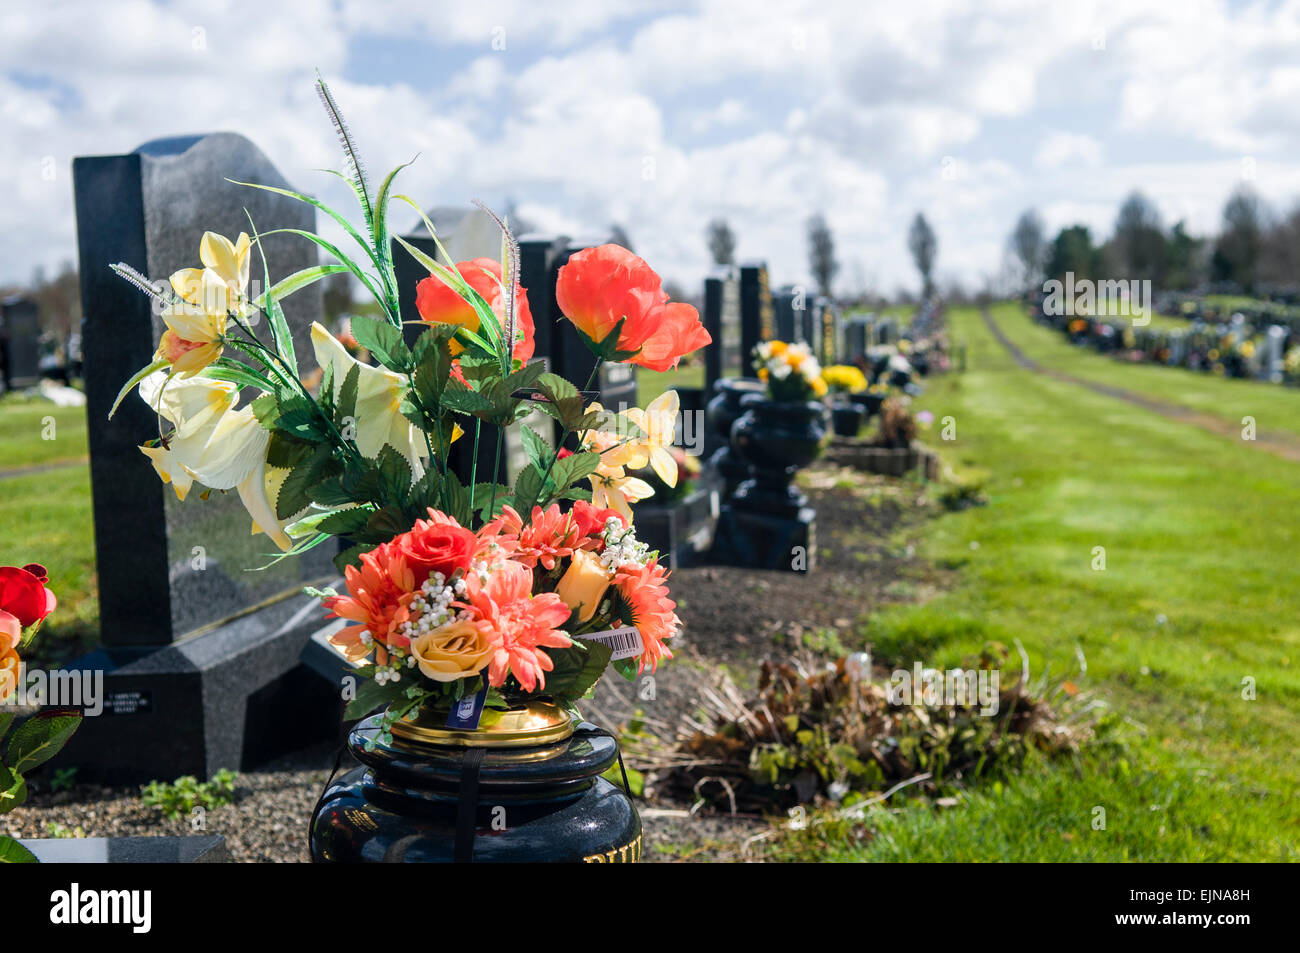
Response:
[[980, 308, 1300, 463], [0, 457, 88, 480]]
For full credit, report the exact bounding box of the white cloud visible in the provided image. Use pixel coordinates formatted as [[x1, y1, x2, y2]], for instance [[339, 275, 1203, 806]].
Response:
[[1035, 132, 1104, 169], [4, 0, 1300, 299]]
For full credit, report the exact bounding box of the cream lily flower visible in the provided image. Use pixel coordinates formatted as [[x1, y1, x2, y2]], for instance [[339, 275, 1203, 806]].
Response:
[[588, 465, 655, 524], [622, 390, 680, 487], [170, 231, 252, 315], [156, 266, 232, 375], [578, 400, 638, 469], [310, 322, 428, 479], [155, 231, 254, 376], [136, 372, 294, 550]]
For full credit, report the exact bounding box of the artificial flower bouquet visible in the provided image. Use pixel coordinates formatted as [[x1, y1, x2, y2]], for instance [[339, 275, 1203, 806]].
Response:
[[1, 563, 81, 864], [753, 339, 828, 402], [821, 363, 868, 396], [108, 76, 711, 740]]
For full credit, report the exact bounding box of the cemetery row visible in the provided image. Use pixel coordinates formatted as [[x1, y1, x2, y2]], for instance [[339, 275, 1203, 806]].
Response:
[[3, 129, 953, 803], [1029, 292, 1300, 384]]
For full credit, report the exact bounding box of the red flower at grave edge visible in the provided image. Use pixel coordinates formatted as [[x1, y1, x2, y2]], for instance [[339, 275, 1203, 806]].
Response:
[[0, 564, 57, 629], [555, 244, 711, 370], [415, 258, 535, 362]]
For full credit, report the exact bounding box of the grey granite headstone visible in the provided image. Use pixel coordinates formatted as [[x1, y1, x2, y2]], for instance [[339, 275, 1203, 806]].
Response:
[[63, 133, 342, 782], [73, 132, 334, 645], [1, 295, 42, 390], [1264, 325, 1286, 381]]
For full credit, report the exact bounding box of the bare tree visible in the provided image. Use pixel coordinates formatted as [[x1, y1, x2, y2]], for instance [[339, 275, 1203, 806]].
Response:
[[908, 212, 937, 298], [1009, 208, 1046, 291], [1212, 187, 1267, 292], [706, 218, 736, 266], [1113, 191, 1167, 284], [807, 213, 838, 297], [29, 262, 81, 339], [608, 224, 634, 252]]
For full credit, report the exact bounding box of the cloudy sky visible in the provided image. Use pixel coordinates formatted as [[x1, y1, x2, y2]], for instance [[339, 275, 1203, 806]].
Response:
[[4, 0, 1300, 299]]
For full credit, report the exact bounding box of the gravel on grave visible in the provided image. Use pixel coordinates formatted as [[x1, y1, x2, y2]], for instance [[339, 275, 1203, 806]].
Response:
[[2, 466, 940, 862]]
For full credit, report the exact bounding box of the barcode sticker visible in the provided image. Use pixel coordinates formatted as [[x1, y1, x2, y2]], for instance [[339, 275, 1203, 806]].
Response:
[[581, 626, 644, 661]]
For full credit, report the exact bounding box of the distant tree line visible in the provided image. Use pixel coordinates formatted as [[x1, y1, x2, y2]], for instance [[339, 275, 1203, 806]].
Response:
[[1008, 186, 1300, 297]]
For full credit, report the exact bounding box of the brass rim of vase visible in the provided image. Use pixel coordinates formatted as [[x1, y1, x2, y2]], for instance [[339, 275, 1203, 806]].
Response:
[[388, 698, 575, 749]]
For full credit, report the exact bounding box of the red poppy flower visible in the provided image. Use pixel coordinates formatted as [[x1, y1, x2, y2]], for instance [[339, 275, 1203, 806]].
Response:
[[415, 258, 534, 362], [555, 244, 710, 370]]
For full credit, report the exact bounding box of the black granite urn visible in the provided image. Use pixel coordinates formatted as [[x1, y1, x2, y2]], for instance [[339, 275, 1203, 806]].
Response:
[[830, 401, 865, 437], [310, 702, 642, 863], [730, 395, 829, 516], [849, 391, 886, 421], [705, 377, 767, 499]]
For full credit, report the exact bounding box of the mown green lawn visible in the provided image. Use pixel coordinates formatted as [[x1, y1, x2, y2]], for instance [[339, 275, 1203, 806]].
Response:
[[0, 398, 89, 470], [767, 303, 1300, 861], [994, 300, 1300, 441]]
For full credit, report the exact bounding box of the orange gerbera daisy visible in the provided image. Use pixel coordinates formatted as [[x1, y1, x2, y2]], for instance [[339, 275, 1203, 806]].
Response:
[[499, 503, 582, 570], [324, 541, 419, 662], [614, 557, 680, 674], [463, 561, 572, 693]]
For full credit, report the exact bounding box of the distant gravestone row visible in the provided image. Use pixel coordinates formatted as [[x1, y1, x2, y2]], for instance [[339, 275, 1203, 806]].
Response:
[[0, 295, 42, 391]]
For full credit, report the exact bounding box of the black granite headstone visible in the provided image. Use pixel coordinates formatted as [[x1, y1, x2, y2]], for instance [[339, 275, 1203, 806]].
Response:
[[65, 133, 341, 782], [0, 295, 42, 390], [845, 316, 868, 362], [738, 262, 773, 366], [772, 287, 797, 342], [702, 266, 739, 388]]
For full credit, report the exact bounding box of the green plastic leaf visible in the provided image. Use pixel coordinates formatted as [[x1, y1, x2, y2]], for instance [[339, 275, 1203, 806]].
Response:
[[545, 638, 613, 702], [6, 713, 82, 776], [108, 358, 169, 419], [256, 227, 386, 309], [521, 424, 550, 469], [277, 445, 339, 519], [228, 178, 382, 274], [0, 834, 37, 863], [200, 358, 276, 394], [350, 317, 410, 372], [316, 506, 374, 536]]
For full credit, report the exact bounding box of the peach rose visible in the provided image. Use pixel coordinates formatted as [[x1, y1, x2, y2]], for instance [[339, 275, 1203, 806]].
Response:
[[410, 620, 494, 683], [555, 549, 613, 623]]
